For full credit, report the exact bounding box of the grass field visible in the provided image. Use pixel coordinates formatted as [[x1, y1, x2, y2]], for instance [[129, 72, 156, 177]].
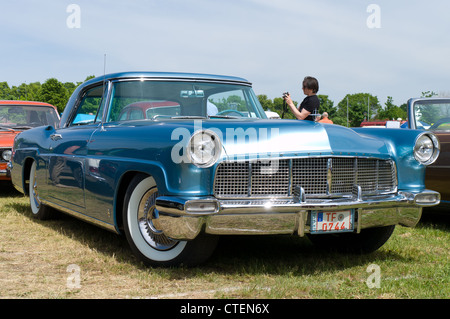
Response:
[[0, 182, 448, 300]]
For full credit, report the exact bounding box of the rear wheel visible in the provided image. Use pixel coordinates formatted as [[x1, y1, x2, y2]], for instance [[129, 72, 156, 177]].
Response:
[[307, 225, 396, 254], [29, 161, 55, 220], [122, 174, 218, 267]]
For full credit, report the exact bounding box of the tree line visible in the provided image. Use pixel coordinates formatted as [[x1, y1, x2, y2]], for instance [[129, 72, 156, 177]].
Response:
[[0, 77, 433, 127], [0, 76, 95, 113], [259, 93, 409, 127]]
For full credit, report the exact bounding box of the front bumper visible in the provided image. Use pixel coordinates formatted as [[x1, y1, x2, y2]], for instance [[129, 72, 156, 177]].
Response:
[[0, 162, 11, 179], [155, 190, 440, 240]]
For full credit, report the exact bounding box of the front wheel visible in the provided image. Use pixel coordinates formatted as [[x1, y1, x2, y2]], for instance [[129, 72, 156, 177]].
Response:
[[123, 174, 218, 267], [29, 161, 55, 220], [307, 225, 396, 254]]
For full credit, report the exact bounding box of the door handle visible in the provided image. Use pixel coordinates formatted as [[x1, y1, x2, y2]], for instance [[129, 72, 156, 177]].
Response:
[[50, 134, 63, 141]]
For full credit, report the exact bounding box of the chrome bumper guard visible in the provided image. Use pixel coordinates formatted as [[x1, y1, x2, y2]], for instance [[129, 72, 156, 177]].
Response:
[[155, 190, 440, 241], [0, 162, 11, 177], [2, 162, 12, 177], [0, 169, 10, 177]]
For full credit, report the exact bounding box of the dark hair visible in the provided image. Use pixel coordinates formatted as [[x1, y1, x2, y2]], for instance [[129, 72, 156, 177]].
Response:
[[302, 76, 319, 93]]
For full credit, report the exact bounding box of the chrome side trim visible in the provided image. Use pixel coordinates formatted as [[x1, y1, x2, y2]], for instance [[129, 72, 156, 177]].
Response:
[[326, 158, 332, 195], [41, 199, 118, 233]]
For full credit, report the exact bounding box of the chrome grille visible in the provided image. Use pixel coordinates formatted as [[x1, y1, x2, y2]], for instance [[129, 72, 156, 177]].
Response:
[[214, 161, 249, 197], [292, 158, 328, 195], [214, 157, 397, 199]]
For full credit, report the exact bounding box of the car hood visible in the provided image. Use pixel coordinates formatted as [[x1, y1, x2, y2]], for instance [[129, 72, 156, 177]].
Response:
[[188, 119, 390, 160], [0, 130, 21, 146]]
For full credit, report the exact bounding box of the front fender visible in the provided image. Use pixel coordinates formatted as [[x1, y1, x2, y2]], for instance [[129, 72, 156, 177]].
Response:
[[351, 128, 429, 190]]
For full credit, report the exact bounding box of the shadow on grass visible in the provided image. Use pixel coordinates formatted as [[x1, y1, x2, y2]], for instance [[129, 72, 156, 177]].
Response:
[[205, 234, 410, 276], [6, 201, 136, 264], [9, 199, 413, 279], [0, 181, 23, 197], [419, 208, 450, 232]]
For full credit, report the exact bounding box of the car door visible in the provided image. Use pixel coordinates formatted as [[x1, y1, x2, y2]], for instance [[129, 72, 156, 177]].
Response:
[[426, 131, 450, 202], [46, 84, 105, 212], [408, 98, 450, 204]]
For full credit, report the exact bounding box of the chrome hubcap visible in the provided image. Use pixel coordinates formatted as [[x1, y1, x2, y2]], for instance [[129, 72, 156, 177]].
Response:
[[32, 170, 40, 210], [137, 188, 178, 251]]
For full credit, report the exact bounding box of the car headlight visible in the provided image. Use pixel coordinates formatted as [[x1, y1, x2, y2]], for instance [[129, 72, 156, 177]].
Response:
[[414, 133, 440, 165], [2, 150, 12, 162], [187, 130, 221, 168]]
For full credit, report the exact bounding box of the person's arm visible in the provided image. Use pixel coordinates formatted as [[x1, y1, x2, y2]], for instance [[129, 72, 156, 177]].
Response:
[[284, 94, 311, 120]]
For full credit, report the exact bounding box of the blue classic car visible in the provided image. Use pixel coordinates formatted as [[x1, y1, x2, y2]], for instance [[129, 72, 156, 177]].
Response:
[[9, 72, 441, 267]]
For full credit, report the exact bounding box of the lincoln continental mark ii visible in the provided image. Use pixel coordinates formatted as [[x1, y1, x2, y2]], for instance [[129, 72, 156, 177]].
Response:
[[9, 72, 441, 266]]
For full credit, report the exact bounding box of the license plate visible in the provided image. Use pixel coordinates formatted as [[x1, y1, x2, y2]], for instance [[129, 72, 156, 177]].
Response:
[[310, 210, 354, 233]]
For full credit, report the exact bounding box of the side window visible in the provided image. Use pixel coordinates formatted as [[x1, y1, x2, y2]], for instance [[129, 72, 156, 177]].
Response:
[[71, 85, 105, 126]]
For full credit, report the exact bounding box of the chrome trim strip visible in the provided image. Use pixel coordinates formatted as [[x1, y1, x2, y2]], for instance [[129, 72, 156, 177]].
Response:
[[375, 159, 379, 191], [42, 199, 118, 233], [288, 159, 293, 196], [326, 158, 332, 195], [248, 161, 252, 197], [110, 77, 252, 87]]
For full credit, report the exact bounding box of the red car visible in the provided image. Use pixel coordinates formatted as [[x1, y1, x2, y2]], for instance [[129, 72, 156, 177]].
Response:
[[0, 100, 60, 180], [117, 101, 181, 121]]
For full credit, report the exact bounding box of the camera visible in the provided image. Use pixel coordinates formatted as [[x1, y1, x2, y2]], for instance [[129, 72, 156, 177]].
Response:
[[282, 92, 289, 99]]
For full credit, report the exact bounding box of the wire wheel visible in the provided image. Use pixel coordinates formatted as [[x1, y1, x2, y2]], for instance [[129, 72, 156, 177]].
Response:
[[137, 187, 178, 251], [123, 174, 218, 267]]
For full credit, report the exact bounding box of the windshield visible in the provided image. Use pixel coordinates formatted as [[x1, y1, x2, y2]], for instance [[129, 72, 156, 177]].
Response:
[[0, 105, 59, 129], [105, 80, 267, 122], [413, 100, 450, 131]]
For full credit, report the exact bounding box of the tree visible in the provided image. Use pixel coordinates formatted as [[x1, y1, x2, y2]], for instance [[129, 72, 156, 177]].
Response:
[[0, 82, 11, 100], [257, 94, 297, 119], [317, 94, 336, 119], [38, 78, 69, 113], [421, 91, 437, 98], [0, 76, 94, 111], [335, 93, 380, 127], [257, 94, 272, 111], [377, 96, 407, 121]]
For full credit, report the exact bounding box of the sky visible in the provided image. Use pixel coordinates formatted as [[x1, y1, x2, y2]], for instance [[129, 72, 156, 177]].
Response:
[[1, 0, 450, 108]]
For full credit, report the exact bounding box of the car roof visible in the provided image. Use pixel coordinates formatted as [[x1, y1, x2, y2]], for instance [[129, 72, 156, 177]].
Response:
[[0, 100, 56, 107], [84, 71, 252, 86]]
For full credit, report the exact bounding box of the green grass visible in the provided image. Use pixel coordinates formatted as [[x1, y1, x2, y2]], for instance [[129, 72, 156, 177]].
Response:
[[0, 182, 448, 299]]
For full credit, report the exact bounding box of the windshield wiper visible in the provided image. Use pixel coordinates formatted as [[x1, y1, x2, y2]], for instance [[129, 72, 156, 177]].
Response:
[[208, 115, 241, 119], [12, 125, 33, 130], [0, 126, 15, 131], [168, 116, 207, 120]]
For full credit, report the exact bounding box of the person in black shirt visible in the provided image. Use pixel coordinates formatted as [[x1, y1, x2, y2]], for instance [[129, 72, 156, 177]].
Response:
[[283, 76, 320, 121]]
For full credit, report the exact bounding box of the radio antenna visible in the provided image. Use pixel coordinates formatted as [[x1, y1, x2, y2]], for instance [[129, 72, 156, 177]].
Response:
[[103, 53, 107, 85]]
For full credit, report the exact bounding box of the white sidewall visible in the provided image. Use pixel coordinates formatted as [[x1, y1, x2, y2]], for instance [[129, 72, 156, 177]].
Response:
[[126, 176, 187, 262], [29, 161, 40, 215]]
